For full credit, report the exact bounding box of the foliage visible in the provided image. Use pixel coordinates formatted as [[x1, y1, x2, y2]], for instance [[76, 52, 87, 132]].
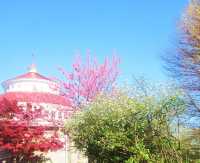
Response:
[[163, 0, 200, 115], [179, 128, 200, 161], [65, 83, 187, 163], [59, 54, 119, 109], [0, 98, 63, 163]]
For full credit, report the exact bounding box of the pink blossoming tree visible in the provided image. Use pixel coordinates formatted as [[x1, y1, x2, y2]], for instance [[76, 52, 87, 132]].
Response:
[[59, 53, 120, 109]]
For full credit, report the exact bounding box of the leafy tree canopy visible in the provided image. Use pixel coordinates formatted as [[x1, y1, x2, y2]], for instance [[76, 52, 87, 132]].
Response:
[[65, 83, 188, 163]]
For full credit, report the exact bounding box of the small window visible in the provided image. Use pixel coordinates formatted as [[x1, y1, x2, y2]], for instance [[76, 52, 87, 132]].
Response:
[[33, 85, 37, 91], [51, 111, 56, 120], [58, 111, 63, 120]]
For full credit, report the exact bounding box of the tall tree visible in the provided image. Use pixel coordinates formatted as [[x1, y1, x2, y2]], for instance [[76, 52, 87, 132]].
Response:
[[164, 0, 200, 115], [59, 54, 120, 109], [0, 98, 63, 163]]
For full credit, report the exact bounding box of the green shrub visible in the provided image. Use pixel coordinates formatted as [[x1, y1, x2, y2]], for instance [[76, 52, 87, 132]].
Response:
[[65, 84, 188, 163]]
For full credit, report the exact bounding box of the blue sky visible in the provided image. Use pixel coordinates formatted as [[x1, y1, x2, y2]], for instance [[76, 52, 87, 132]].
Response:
[[0, 0, 188, 92]]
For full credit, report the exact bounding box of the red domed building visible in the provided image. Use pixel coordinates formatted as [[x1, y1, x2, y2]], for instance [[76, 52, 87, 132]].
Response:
[[0, 64, 87, 163], [1, 64, 73, 126]]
